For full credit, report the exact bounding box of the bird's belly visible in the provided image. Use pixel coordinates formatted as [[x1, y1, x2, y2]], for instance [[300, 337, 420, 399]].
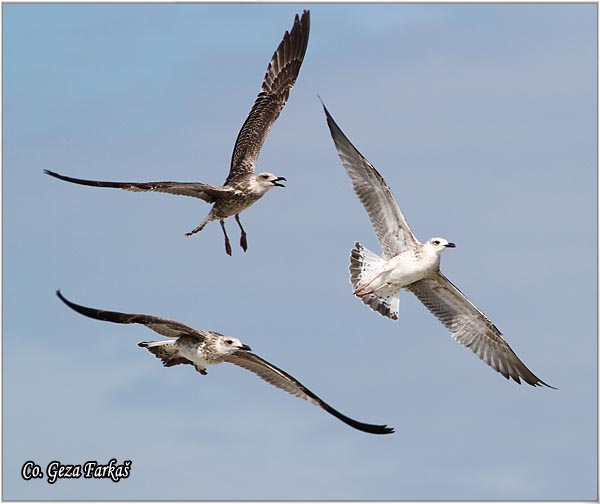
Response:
[[383, 268, 425, 288], [213, 193, 261, 218], [179, 345, 214, 368], [381, 255, 437, 288]]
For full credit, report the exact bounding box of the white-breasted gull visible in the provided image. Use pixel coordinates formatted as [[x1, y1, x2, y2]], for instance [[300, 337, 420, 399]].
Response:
[[321, 101, 554, 389]]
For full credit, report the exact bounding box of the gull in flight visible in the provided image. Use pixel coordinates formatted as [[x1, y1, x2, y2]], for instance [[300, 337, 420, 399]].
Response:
[[56, 290, 394, 435], [321, 101, 554, 388], [45, 11, 310, 256]]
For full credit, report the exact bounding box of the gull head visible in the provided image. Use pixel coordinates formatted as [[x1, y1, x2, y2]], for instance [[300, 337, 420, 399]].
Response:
[[215, 335, 252, 356], [427, 237, 456, 254], [254, 172, 286, 192]]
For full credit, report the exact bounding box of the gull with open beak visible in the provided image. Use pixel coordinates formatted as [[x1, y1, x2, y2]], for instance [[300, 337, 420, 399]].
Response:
[[45, 11, 310, 255]]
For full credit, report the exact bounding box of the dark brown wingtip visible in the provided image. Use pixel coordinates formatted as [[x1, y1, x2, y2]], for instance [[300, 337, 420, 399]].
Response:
[[530, 378, 558, 390], [56, 289, 74, 308], [299, 9, 310, 29], [45, 169, 75, 182], [369, 424, 395, 435], [341, 417, 395, 435], [506, 354, 557, 390], [320, 401, 395, 435], [289, 9, 310, 58], [55, 290, 137, 325], [318, 95, 330, 118], [293, 10, 310, 27], [56, 289, 96, 318], [319, 99, 345, 145], [285, 10, 310, 47], [499, 361, 557, 390], [45, 169, 63, 180]]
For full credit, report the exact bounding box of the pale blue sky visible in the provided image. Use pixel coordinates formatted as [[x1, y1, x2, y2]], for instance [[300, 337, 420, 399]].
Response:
[[3, 3, 597, 500]]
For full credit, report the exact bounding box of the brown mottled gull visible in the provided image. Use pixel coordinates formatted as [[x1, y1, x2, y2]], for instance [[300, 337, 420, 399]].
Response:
[[45, 11, 310, 255]]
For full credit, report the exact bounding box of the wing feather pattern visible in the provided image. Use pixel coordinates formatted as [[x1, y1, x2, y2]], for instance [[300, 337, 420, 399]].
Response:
[[226, 11, 310, 184], [321, 103, 419, 259], [45, 170, 230, 203], [225, 351, 394, 434], [406, 275, 554, 388], [56, 290, 206, 342]]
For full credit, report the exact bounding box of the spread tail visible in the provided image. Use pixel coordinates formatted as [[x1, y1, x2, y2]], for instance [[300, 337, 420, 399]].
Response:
[[349, 242, 400, 320], [138, 340, 191, 367]]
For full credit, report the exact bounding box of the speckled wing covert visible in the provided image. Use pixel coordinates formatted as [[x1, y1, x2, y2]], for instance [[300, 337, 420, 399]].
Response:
[[44, 170, 232, 202], [406, 274, 555, 388], [56, 290, 207, 342], [225, 351, 394, 435], [321, 102, 419, 259], [226, 10, 310, 185]]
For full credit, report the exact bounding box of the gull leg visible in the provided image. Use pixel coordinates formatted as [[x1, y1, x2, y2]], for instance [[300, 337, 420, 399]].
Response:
[[185, 216, 210, 237], [354, 272, 387, 296], [354, 280, 377, 296], [220, 219, 232, 256], [235, 214, 248, 252], [356, 281, 390, 297], [194, 365, 208, 376]]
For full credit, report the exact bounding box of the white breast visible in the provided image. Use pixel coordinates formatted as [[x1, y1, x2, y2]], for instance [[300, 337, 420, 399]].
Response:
[[178, 341, 214, 369], [382, 248, 440, 288]]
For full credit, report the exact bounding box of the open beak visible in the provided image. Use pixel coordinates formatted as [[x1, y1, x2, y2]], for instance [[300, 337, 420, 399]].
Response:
[[272, 176, 286, 188], [239, 344, 252, 352], [445, 242, 456, 248]]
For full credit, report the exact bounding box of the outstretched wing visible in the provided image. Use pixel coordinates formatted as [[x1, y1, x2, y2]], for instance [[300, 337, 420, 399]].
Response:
[[321, 102, 419, 259], [224, 350, 394, 435], [45, 170, 231, 203], [56, 290, 206, 342], [406, 274, 555, 388], [226, 10, 310, 185]]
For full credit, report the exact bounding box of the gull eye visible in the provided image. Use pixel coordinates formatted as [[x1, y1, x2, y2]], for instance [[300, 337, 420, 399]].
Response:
[[260, 174, 269, 179], [432, 240, 440, 246], [225, 340, 232, 345]]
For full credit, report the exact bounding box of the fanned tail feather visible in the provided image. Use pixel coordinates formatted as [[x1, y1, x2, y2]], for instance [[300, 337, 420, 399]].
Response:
[[350, 242, 400, 320], [359, 288, 400, 320], [138, 340, 190, 367], [350, 242, 384, 289]]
